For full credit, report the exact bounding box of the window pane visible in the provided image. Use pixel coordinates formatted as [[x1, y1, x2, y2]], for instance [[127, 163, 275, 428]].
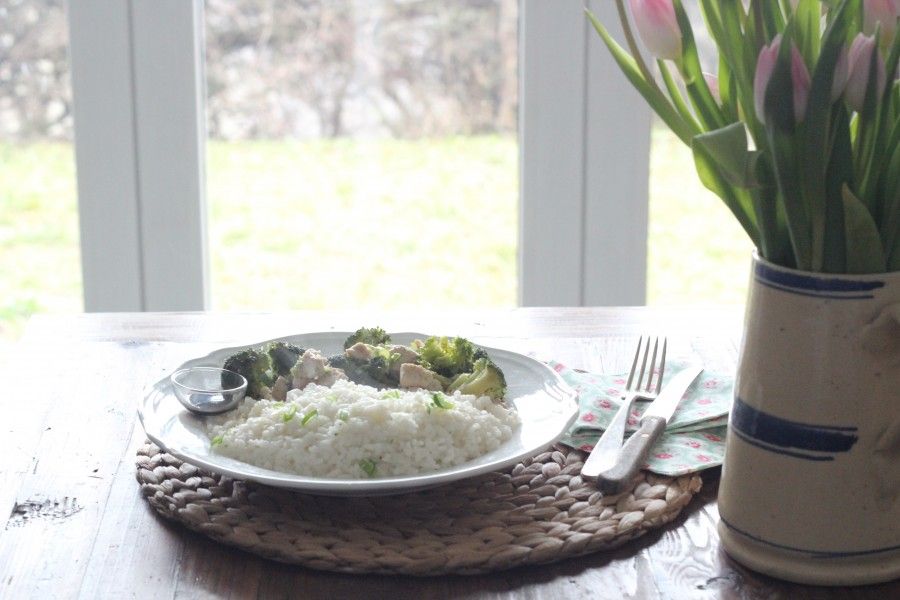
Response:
[[0, 0, 81, 343], [204, 0, 519, 311], [645, 4, 752, 306], [647, 124, 753, 306]]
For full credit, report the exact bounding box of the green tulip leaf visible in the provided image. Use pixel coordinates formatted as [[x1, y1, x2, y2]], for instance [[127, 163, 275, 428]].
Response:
[[888, 230, 900, 271], [791, 0, 821, 66], [800, 1, 852, 271], [822, 109, 853, 273], [880, 141, 900, 266], [767, 126, 813, 271], [842, 185, 886, 273], [692, 123, 756, 188], [763, 28, 799, 133]]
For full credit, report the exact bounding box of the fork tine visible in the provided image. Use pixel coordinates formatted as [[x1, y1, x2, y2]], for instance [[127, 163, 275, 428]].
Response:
[[654, 337, 668, 394], [645, 337, 660, 392], [625, 336, 643, 390], [635, 336, 652, 391]]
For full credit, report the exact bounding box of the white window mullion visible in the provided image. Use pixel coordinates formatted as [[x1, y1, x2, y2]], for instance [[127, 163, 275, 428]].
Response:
[[68, 0, 144, 311], [519, 0, 587, 306], [583, 0, 651, 306], [130, 0, 209, 311], [68, 0, 208, 312], [520, 0, 650, 306]]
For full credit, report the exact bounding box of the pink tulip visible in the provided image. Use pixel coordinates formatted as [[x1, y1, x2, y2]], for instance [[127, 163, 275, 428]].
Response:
[[845, 33, 887, 113], [863, 0, 900, 47], [628, 0, 682, 61], [753, 36, 811, 125]]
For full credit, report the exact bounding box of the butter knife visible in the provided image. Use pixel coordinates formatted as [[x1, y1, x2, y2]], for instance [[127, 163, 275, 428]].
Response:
[[580, 393, 634, 479], [593, 365, 703, 494]]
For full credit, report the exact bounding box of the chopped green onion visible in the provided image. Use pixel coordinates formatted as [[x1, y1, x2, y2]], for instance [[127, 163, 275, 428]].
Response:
[[337, 409, 349, 422], [282, 405, 298, 422], [211, 435, 224, 446], [359, 459, 377, 477], [301, 408, 318, 425], [431, 393, 454, 410], [381, 389, 401, 399]]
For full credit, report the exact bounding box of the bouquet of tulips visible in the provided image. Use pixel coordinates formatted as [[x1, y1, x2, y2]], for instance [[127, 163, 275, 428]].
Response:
[[589, 0, 900, 273]]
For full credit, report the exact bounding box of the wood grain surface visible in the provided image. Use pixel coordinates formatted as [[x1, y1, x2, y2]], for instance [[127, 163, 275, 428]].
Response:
[[1, 309, 897, 599]]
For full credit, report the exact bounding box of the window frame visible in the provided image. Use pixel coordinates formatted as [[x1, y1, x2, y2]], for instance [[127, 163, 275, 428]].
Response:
[[68, 0, 649, 311], [68, 0, 208, 312]]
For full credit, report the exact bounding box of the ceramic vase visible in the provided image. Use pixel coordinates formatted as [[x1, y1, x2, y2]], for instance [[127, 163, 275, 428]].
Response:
[[717, 253, 900, 585]]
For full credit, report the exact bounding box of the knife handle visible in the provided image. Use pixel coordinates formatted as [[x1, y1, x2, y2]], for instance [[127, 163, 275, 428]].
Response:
[[595, 416, 666, 495]]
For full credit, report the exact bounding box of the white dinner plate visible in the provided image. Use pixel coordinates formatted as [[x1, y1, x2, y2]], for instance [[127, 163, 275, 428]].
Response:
[[138, 332, 579, 496]]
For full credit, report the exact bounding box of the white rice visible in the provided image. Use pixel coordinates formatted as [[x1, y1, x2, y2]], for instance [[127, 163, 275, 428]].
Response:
[[206, 379, 519, 479]]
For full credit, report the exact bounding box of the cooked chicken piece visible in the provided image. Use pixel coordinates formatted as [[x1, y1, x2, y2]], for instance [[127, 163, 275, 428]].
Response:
[[399, 363, 444, 392], [388, 344, 420, 376], [316, 367, 347, 388], [345, 342, 375, 362], [295, 349, 328, 378], [292, 348, 338, 389], [271, 376, 290, 402]]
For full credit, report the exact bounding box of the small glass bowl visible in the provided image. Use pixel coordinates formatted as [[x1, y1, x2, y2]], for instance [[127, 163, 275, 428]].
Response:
[[170, 367, 247, 415]]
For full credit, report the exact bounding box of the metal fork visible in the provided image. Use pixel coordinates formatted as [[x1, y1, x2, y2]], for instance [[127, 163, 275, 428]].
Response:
[[581, 336, 667, 479]]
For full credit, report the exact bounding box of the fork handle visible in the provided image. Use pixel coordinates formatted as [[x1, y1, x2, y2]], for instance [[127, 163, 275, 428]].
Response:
[[595, 417, 666, 495]]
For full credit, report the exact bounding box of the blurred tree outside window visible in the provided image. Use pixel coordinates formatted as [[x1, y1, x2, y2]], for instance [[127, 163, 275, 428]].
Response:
[[202, 0, 521, 311], [0, 0, 80, 345]]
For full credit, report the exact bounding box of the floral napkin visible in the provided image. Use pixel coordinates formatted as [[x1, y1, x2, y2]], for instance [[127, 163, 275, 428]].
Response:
[[549, 359, 733, 477]]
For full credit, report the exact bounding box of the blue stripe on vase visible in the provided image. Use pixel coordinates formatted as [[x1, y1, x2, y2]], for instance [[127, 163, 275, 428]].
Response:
[[754, 261, 884, 298], [754, 278, 877, 300], [731, 397, 858, 459], [731, 428, 834, 461], [720, 516, 900, 559]]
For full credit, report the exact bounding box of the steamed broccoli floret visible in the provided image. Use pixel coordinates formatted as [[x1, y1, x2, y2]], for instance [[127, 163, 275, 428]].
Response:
[[447, 357, 507, 401], [267, 341, 304, 377], [418, 336, 478, 378], [331, 346, 399, 387], [343, 327, 391, 350], [473, 347, 489, 362], [223, 348, 274, 399]]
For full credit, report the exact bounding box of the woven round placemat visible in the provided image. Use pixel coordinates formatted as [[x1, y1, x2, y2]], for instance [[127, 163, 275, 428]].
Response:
[[136, 442, 701, 575]]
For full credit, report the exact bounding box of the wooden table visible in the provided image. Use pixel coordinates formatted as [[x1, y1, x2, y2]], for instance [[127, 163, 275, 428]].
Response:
[[1, 308, 896, 599]]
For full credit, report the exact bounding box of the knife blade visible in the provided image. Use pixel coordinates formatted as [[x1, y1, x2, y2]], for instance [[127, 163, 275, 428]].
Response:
[[580, 393, 635, 478], [592, 364, 703, 494]]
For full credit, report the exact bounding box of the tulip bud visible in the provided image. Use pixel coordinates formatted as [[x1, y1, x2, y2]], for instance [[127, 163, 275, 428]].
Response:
[[628, 0, 682, 61], [845, 33, 887, 114], [754, 36, 811, 126], [704, 73, 721, 103], [863, 0, 899, 49]]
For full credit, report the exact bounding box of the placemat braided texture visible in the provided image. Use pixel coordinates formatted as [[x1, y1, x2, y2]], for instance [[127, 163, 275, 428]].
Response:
[[136, 443, 701, 575]]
